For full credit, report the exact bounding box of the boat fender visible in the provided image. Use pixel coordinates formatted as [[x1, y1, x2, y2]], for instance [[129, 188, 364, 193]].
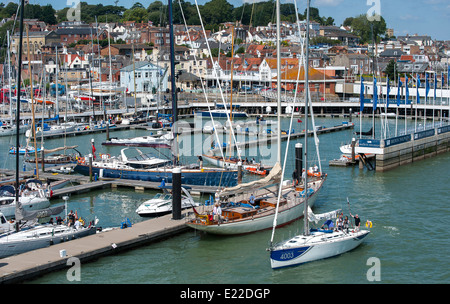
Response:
[[365, 220, 372, 228]]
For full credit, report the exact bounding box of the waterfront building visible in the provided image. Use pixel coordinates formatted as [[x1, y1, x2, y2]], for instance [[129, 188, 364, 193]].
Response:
[[120, 61, 168, 93]]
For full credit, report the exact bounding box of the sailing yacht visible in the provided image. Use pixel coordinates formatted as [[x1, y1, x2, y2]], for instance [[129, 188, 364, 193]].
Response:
[[0, 183, 50, 218], [102, 132, 173, 148], [0, 202, 97, 259], [268, 0, 370, 269], [269, 207, 370, 269], [185, 0, 326, 235]]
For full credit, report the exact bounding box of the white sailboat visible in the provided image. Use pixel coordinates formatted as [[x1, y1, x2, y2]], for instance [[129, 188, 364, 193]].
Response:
[[185, 0, 326, 235], [0, 183, 51, 219], [269, 206, 370, 269], [268, 0, 370, 269], [102, 132, 173, 148], [0, 196, 97, 259]]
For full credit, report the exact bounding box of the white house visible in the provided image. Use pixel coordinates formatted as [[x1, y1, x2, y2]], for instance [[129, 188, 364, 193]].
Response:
[[120, 61, 169, 94]]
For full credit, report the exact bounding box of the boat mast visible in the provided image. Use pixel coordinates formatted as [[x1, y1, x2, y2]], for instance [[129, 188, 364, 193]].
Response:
[[228, 26, 235, 160], [276, 0, 281, 164], [15, 0, 25, 218], [7, 30, 13, 126], [55, 45, 59, 123], [168, 0, 178, 165], [268, 0, 284, 246], [303, 0, 311, 236], [26, 24, 39, 179]]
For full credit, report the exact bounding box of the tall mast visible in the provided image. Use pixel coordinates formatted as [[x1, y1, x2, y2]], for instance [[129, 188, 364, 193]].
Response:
[[55, 45, 59, 122], [15, 0, 25, 219], [303, 0, 311, 236], [7, 30, 13, 125], [276, 0, 281, 164], [26, 24, 39, 179]]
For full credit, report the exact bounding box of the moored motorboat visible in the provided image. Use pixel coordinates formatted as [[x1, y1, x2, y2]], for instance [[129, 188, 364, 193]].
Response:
[[136, 187, 199, 217], [73, 148, 238, 187]]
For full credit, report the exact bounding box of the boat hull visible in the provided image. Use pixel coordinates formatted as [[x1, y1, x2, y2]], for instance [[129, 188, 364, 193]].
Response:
[[270, 230, 370, 269], [196, 111, 248, 118], [186, 178, 325, 235], [74, 164, 238, 187], [0, 197, 51, 219], [0, 226, 96, 259], [202, 154, 271, 173]]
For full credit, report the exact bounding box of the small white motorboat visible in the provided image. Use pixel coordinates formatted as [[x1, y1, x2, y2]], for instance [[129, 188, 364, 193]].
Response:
[[136, 187, 199, 217]]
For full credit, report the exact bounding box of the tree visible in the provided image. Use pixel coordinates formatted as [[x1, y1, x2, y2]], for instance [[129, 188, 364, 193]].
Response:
[[384, 60, 398, 81], [41, 5, 57, 25], [121, 7, 149, 23], [350, 14, 386, 44], [343, 17, 354, 27], [202, 0, 233, 25]]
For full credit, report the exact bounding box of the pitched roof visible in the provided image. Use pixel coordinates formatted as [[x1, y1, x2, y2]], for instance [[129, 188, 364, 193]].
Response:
[[120, 61, 153, 72], [279, 66, 333, 81]]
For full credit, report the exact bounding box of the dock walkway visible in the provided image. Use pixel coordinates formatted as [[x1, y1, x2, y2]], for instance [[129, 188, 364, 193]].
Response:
[[0, 211, 192, 283], [209, 123, 354, 154]]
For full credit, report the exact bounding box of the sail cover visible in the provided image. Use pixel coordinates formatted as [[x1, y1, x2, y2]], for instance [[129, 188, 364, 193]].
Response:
[[16, 203, 65, 222], [43, 145, 78, 154], [307, 206, 341, 224], [219, 162, 282, 198]]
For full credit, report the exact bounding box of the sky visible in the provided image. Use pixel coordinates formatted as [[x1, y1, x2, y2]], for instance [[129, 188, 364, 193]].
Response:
[[12, 0, 450, 40]]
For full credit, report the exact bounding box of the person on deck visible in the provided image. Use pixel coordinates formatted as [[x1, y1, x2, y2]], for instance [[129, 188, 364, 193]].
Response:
[[336, 214, 344, 231], [350, 213, 361, 231], [198, 155, 203, 169], [249, 194, 255, 205], [292, 169, 299, 186], [213, 203, 222, 222], [343, 216, 350, 233]]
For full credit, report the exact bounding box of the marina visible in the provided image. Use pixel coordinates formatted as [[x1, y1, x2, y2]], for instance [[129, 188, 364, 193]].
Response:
[[0, 118, 447, 284], [0, 0, 449, 287]]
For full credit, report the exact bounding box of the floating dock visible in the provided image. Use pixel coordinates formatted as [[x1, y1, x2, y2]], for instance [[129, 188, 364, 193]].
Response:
[[351, 125, 450, 171], [210, 122, 354, 154], [0, 169, 220, 197], [0, 210, 194, 284]]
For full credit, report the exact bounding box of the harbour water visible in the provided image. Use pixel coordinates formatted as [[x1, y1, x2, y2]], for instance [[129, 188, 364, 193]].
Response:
[[1, 115, 449, 284]]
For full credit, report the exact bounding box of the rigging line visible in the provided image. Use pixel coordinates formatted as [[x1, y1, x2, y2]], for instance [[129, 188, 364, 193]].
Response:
[[249, 0, 256, 29], [269, 0, 304, 245], [194, 0, 242, 161], [177, 0, 226, 165], [296, 11, 322, 173]]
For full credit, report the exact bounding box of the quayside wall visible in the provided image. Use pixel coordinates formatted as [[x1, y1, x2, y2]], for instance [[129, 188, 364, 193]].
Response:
[[357, 125, 450, 171]]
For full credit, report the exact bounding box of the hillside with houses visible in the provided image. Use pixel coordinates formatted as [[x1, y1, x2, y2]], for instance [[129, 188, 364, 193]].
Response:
[[1, 1, 449, 101]]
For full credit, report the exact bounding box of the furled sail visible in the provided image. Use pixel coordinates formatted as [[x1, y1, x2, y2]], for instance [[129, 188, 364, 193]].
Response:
[[307, 206, 341, 224]]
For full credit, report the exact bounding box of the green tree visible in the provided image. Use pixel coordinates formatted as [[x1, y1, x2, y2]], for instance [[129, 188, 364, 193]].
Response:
[[0, 2, 18, 19], [41, 5, 57, 25], [343, 17, 354, 27], [121, 7, 149, 23], [202, 0, 233, 25], [350, 14, 387, 44], [384, 60, 398, 81]]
